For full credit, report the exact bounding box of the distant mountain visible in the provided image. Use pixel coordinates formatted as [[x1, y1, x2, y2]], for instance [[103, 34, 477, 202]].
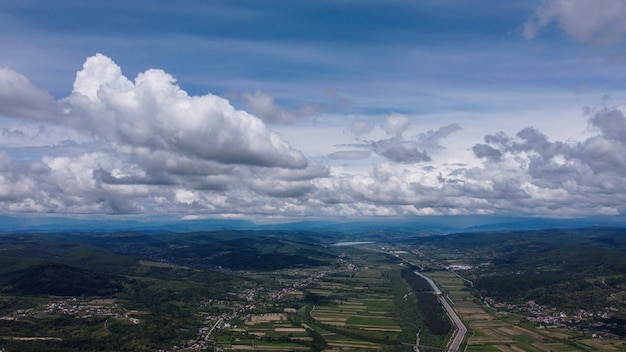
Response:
[[0, 214, 625, 234], [0, 215, 255, 233], [463, 216, 626, 232]]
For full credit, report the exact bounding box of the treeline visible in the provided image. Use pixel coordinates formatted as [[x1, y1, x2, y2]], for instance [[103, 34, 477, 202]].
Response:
[[400, 269, 451, 336], [79, 232, 335, 271], [476, 272, 614, 310], [0, 262, 123, 296]]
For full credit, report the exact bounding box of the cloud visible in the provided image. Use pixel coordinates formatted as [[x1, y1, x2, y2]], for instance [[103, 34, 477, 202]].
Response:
[[240, 90, 316, 124], [577, 107, 626, 176], [65, 54, 309, 169], [0, 54, 331, 215], [261, 160, 329, 181], [323, 88, 351, 108], [249, 178, 316, 198], [344, 122, 461, 164], [332, 138, 432, 164], [415, 123, 462, 150], [0, 54, 309, 169], [349, 118, 374, 136], [383, 113, 410, 137], [524, 0, 626, 45], [466, 106, 626, 216], [0, 67, 60, 121], [588, 107, 626, 142], [328, 150, 371, 160], [472, 143, 502, 161], [371, 137, 431, 163], [94, 168, 174, 186], [0, 152, 37, 203], [1, 128, 25, 138]]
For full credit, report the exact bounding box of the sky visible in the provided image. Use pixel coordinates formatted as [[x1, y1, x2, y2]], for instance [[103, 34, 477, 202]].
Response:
[[2, 0, 626, 222]]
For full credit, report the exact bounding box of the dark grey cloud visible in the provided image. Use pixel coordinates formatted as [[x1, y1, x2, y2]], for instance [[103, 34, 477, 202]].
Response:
[[516, 127, 554, 154], [418, 123, 462, 143], [0, 67, 60, 121], [263, 161, 329, 181], [578, 136, 626, 176], [371, 137, 431, 163], [416, 123, 462, 150], [484, 131, 510, 145], [589, 107, 626, 142], [472, 143, 502, 161], [2, 128, 25, 138], [328, 150, 371, 160], [190, 175, 232, 191], [475, 127, 568, 163], [346, 119, 462, 163], [97, 194, 142, 214]]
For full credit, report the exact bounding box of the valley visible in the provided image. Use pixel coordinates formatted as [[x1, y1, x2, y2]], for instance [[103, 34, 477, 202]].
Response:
[[0, 228, 624, 351]]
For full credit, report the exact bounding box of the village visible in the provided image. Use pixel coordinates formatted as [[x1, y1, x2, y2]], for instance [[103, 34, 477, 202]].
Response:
[[483, 296, 624, 337], [171, 263, 352, 350]]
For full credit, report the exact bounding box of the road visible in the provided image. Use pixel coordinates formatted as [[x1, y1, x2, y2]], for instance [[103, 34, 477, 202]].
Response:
[[414, 271, 467, 352], [204, 318, 222, 340]]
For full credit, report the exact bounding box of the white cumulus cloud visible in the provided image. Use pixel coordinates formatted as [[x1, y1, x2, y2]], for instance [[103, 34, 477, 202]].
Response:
[[63, 54, 308, 169]]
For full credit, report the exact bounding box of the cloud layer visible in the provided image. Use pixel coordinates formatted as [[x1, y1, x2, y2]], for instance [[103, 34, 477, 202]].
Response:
[[1, 54, 626, 219]]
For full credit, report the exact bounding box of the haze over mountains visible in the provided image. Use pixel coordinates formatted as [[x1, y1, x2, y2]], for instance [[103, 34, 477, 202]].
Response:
[[2, 215, 625, 235]]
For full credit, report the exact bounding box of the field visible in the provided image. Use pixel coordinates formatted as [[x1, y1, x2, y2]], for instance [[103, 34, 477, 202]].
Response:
[[209, 248, 428, 351]]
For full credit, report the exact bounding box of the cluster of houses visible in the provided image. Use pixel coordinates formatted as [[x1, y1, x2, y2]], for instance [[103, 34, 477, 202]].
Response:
[[43, 297, 142, 324], [172, 256, 368, 351], [45, 298, 118, 319], [172, 267, 342, 350], [484, 296, 623, 337]]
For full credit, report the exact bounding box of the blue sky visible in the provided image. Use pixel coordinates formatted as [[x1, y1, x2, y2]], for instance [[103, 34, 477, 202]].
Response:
[[2, 0, 626, 221]]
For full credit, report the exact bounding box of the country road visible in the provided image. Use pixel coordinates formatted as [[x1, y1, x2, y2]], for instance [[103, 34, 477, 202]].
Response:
[[414, 271, 467, 352]]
